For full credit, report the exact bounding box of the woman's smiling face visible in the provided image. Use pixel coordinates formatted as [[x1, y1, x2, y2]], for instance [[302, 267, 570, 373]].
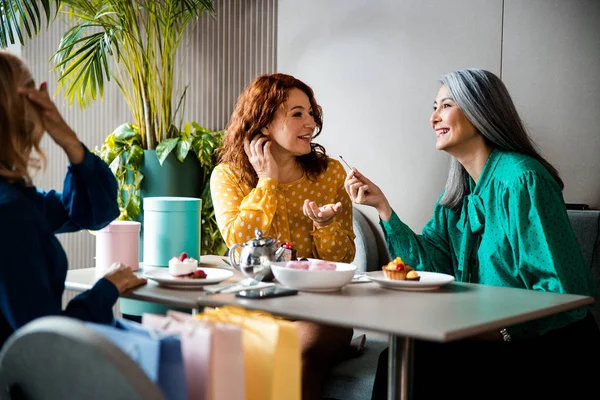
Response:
[[430, 85, 479, 154], [262, 88, 316, 157]]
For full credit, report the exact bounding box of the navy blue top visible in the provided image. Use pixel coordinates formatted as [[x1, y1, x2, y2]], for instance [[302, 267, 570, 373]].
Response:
[[0, 147, 120, 349]]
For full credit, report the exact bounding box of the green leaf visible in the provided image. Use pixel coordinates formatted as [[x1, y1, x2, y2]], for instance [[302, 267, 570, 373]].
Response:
[[125, 144, 144, 167], [175, 138, 191, 162], [125, 193, 141, 221], [113, 123, 138, 141], [156, 138, 179, 165], [108, 154, 122, 175]]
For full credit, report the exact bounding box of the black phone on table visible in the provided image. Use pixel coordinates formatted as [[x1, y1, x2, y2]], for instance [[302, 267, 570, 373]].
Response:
[[235, 287, 298, 299]]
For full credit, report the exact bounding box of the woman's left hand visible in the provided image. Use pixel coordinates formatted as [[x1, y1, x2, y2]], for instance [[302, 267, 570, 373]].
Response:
[[19, 82, 85, 164], [303, 200, 342, 227]]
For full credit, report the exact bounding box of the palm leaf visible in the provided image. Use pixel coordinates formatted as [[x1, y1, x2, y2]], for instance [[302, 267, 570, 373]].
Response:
[[0, 0, 60, 46]]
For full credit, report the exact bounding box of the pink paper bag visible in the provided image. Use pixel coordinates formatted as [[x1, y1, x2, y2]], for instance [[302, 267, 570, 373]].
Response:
[[142, 312, 245, 400]]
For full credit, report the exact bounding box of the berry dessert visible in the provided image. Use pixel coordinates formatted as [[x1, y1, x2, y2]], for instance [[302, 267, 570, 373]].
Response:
[[308, 260, 337, 271], [169, 252, 199, 277], [280, 242, 298, 262], [382, 256, 420, 281], [285, 259, 337, 271], [286, 260, 310, 269]]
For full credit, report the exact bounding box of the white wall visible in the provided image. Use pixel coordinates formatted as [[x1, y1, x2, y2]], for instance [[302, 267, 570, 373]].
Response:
[[278, 0, 600, 260], [502, 0, 600, 207]]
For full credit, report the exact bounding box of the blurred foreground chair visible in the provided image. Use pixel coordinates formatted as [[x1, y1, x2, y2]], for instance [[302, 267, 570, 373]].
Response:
[[0, 316, 164, 400]]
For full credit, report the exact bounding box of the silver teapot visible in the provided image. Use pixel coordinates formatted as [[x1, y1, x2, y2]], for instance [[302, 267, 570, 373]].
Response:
[[228, 229, 286, 282]]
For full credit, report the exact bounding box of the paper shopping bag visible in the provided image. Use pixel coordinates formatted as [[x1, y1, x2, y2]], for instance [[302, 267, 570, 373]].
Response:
[[88, 318, 187, 400], [142, 311, 244, 400], [195, 306, 301, 400]]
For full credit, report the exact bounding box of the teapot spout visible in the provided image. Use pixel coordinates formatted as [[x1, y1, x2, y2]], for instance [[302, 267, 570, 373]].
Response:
[[274, 246, 286, 261]]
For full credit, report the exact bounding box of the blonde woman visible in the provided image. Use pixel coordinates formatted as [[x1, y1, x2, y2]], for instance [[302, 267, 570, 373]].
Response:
[[0, 51, 145, 349]]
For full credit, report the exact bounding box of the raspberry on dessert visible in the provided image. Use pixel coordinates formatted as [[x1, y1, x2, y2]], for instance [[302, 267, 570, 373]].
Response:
[[179, 252, 188, 261], [192, 269, 207, 279]]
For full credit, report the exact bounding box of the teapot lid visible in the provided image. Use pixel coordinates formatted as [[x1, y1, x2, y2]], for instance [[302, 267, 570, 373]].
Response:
[[246, 229, 276, 247]]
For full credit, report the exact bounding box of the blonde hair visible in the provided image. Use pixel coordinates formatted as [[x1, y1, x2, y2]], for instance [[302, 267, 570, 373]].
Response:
[[0, 51, 45, 185]]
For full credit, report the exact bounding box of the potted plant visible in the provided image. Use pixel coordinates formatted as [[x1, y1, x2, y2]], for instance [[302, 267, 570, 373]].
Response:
[[0, 0, 227, 256]]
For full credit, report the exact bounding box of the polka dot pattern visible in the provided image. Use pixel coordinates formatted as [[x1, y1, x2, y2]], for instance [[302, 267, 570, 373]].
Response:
[[210, 159, 356, 261], [380, 149, 594, 338]]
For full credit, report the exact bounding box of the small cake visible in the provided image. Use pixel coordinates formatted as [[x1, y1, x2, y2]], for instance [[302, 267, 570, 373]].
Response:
[[405, 270, 421, 282], [382, 256, 419, 281], [169, 252, 198, 276], [308, 260, 337, 271], [280, 242, 298, 262]]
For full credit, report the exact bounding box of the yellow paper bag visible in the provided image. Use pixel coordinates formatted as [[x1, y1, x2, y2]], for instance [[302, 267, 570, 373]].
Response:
[[195, 306, 301, 400]]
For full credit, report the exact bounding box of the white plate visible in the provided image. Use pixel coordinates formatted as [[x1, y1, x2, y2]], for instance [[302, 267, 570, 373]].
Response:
[[366, 271, 455, 291], [143, 267, 233, 288], [271, 260, 357, 292]]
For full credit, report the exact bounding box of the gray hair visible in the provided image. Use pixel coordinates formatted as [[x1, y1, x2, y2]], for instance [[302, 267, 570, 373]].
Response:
[[439, 68, 563, 210]]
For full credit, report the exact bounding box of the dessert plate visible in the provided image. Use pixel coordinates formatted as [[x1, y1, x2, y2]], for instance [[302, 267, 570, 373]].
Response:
[[143, 267, 233, 288], [366, 271, 455, 291]]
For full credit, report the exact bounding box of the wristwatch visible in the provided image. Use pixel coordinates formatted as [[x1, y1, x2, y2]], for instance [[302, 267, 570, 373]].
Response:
[[499, 328, 512, 342]]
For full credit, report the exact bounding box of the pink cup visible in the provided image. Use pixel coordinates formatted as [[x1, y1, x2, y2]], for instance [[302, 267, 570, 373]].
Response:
[[95, 221, 141, 274]]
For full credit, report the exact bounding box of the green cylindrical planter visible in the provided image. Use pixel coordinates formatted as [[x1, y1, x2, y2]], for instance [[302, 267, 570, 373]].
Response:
[[121, 149, 204, 318]]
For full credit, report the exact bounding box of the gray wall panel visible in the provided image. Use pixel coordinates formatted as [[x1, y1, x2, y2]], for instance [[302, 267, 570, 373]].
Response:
[[502, 0, 600, 208]]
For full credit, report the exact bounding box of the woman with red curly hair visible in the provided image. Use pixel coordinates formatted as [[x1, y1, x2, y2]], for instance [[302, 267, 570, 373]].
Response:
[[211, 73, 356, 399]]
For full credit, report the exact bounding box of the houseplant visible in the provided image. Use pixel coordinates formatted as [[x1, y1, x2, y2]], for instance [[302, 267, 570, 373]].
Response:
[[0, 0, 227, 256]]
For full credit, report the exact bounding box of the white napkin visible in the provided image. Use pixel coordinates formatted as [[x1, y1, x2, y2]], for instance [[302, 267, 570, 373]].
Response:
[[351, 274, 371, 283], [204, 278, 275, 294]]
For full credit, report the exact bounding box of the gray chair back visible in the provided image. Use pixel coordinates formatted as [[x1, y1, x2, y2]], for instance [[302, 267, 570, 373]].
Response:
[[0, 316, 165, 400], [567, 210, 600, 327], [352, 207, 380, 272]]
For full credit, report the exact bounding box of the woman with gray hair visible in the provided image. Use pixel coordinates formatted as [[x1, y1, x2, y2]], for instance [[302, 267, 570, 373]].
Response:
[[345, 68, 600, 399]]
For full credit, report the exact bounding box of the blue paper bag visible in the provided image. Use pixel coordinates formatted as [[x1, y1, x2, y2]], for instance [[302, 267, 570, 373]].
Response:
[[88, 318, 187, 400]]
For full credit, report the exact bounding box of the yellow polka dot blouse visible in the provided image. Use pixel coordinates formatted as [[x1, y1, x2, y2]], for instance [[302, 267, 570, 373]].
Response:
[[210, 158, 356, 262]]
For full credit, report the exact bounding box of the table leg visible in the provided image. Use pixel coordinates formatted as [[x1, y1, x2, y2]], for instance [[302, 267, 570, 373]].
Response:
[[387, 334, 413, 400]]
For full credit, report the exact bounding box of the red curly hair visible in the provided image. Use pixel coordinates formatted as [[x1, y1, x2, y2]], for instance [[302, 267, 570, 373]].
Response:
[[218, 73, 328, 187]]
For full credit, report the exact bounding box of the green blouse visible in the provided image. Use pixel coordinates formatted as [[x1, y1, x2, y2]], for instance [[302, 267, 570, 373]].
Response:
[[381, 149, 596, 338]]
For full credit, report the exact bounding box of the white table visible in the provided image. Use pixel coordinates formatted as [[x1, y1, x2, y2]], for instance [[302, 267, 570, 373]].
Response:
[[66, 264, 593, 400]]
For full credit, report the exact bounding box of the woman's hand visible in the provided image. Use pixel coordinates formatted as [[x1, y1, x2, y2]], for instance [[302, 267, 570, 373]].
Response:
[[344, 169, 393, 221], [103, 262, 147, 295], [244, 136, 279, 180], [303, 200, 342, 227], [19, 82, 85, 164]]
